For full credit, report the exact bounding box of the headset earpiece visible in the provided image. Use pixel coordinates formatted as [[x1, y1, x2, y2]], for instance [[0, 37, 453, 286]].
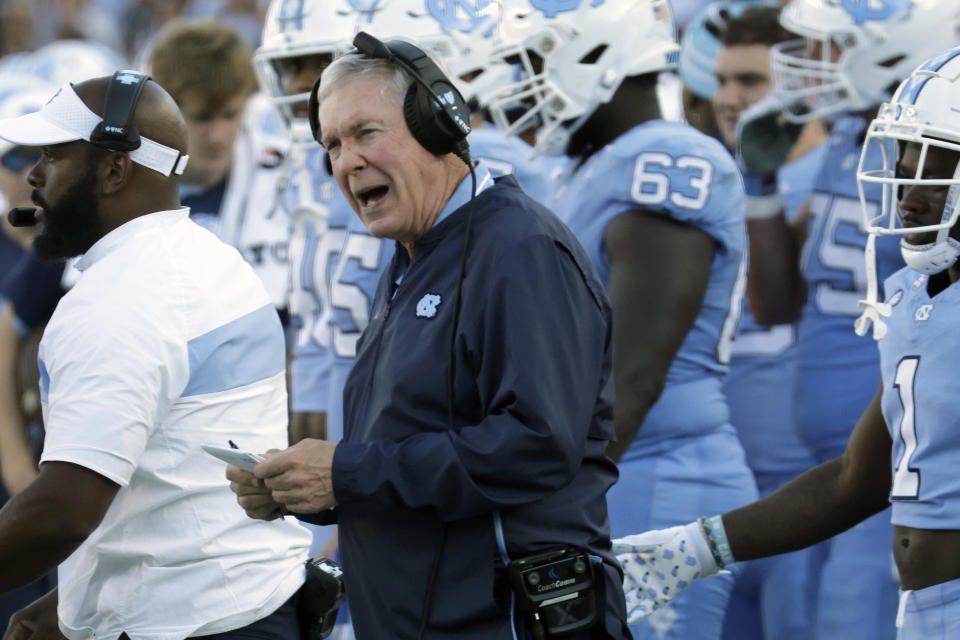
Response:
[[89, 70, 150, 152], [353, 32, 471, 162], [308, 74, 323, 144]]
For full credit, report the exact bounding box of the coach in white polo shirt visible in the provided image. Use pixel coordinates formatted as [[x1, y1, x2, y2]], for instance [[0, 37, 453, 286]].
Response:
[[0, 75, 311, 639]]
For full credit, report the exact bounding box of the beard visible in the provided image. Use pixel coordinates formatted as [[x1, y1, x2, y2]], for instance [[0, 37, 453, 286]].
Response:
[[32, 165, 103, 261]]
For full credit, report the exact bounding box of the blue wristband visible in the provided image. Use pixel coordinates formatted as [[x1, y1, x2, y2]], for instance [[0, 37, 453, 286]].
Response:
[[699, 515, 736, 568]]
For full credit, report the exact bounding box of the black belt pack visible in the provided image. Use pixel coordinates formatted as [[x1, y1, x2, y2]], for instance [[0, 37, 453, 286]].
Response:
[[297, 557, 347, 640], [506, 545, 598, 638]]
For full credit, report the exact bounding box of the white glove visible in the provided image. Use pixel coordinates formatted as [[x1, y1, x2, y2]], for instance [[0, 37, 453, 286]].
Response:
[[612, 521, 722, 625]]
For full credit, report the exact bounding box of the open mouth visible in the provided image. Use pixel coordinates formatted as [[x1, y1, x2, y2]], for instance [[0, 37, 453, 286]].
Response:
[[358, 185, 389, 208]]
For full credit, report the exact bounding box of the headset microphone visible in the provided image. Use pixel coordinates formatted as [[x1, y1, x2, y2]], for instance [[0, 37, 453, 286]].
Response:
[[7, 206, 38, 227]]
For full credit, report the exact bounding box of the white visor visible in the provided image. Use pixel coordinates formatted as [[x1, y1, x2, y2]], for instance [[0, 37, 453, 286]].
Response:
[[0, 83, 188, 176]]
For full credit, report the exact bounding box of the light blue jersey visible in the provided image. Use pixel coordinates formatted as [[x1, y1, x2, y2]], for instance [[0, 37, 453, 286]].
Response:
[[467, 126, 563, 204], [797, 115, 900, 640], [880, 270, 960, 530], [285, 145, 358, 415], [797, 116, 902, 461], [555, 119, 757, 640], [553, 119, 748, 445], [320, 210, 394, 441]]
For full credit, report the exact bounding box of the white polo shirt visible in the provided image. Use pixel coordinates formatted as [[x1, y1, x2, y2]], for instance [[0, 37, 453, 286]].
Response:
[[38, 209, 311, 640]]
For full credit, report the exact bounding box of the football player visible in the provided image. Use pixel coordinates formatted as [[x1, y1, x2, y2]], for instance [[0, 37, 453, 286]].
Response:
[[255, 0, 376, 454], [615, 46, 960, 639], [484, 2, 757, 638], [737, 1, 960, 636]]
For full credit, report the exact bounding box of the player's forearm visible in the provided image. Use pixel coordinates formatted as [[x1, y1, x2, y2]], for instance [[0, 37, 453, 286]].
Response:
[[608, 376, 665, 462], [0, 483, 86, 591], [746, 216, 805, 325], [722, 457, 887, 561]]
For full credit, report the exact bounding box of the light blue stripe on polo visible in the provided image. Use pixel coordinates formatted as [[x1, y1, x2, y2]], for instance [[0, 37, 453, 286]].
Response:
[[184, 303, 285, 397], [38, 358, 49, 403]]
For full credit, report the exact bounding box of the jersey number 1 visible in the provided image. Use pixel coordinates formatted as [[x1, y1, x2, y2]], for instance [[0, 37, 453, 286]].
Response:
[[892, 356, 921, 500]]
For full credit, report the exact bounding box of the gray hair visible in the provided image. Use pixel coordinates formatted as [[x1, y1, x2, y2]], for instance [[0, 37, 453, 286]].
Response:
[[316, 52, 413, 116]]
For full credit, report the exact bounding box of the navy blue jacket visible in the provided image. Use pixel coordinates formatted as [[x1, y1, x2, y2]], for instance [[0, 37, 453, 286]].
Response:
[[308, 176, 629, 639], [1, 250, 66, 332]]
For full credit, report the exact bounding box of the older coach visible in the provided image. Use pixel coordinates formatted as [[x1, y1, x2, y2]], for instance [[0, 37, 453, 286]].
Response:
[[228, 33, 631, 640]]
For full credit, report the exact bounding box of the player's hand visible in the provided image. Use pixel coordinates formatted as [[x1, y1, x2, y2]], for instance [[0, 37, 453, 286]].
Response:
[[612, 522, 721, 625], [227, 462, 285, 521], [3, 588, 61, 640], [256, 439, 338, 513], [736, 94, 805, 177]]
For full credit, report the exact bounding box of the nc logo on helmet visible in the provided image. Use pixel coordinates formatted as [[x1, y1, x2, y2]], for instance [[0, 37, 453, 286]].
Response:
[[426, 0, 496, 35], [347, 0, 381, 10], [838, 0, 914, 25], [344, 0, 382, 24], [531, 0, 607, 19]]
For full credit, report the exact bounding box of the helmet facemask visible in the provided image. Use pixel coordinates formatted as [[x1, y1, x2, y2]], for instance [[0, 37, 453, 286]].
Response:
[[858, 106, 960, 275], [770, 32, 858, 122]]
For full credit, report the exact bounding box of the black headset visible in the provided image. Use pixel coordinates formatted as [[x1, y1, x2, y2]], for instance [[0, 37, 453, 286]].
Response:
[[7, 69, 152, 229], [89, 70, 150, 152], [308, 32, 471, 164]]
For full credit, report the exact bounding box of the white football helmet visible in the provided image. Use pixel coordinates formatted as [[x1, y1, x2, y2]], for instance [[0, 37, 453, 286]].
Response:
[[1, 40, 127, 86], [482, 0, 679, 156], [255, 0, 358, 142], [358, 0, 507, 108], [854, 46, 960, 339], [771, 0, 960, 123]]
